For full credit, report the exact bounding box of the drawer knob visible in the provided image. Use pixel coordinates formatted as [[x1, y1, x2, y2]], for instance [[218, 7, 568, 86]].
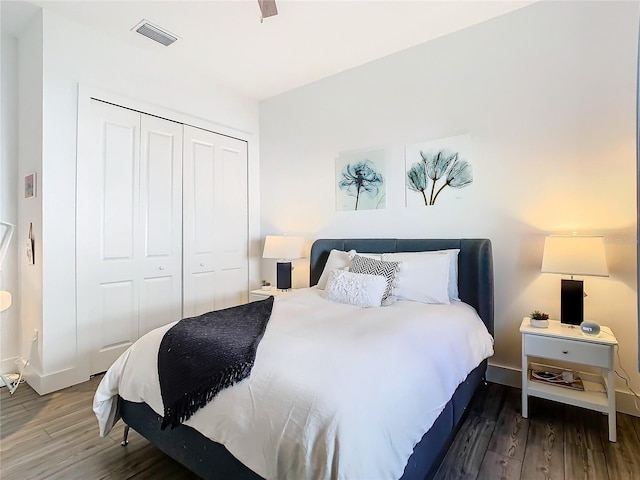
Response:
[[562, 350, 568, 354]]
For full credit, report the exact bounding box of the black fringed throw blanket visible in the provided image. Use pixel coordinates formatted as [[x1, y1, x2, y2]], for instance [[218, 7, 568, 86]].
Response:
[[158, 296, 274, 430]]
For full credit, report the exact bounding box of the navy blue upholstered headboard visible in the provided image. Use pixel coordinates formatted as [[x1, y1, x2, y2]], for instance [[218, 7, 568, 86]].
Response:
[[309, 238, 494, 335]]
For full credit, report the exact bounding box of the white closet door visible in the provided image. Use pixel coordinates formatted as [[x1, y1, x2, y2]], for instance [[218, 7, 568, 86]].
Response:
[[78, 101, 184, 374], [183, 125, 248, 317], [78, 100, 142, 374], [138, 114, 183, 336]]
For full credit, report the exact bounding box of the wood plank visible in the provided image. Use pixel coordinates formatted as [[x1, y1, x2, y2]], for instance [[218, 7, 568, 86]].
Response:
[[469, 382, 507, 421], [564, 443, 608, 480], [600, 412, 640, 480], [46, 432, 193, 480], [487, 386, 529, 461], [629, 413, 640, 443], [563, 405, 605, 452], [3, 377, 640, 480], [520, 404, 564, 480], [477, 450, 523, 480], [0, 424, 114, 480], [434, 415, 496, 480]]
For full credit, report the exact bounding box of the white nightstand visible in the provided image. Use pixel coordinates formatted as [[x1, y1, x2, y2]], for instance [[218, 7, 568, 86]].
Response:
[[520, 317, 618, 442], [249, 289, 296, 302]]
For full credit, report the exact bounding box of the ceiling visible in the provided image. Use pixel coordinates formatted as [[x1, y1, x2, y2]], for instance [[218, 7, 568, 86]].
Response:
[[3, 0, 534, 100]]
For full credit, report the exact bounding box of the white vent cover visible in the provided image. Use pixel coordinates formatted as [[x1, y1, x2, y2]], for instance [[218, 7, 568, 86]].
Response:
[[132, 20, 178, 46]]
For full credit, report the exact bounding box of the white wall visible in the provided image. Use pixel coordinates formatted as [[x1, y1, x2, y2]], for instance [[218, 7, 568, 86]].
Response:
[[20, 8, 260, 393], [259, 1, 640, 412], [17, 11, 44, 378], [1, 33, 21, 372]]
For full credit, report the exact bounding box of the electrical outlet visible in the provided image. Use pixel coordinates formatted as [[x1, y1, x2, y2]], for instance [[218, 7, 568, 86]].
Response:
[[32, 329, 38, 343]]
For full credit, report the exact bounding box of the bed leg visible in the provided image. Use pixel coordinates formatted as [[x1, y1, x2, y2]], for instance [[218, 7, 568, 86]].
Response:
[[121, 425, 130, 446]]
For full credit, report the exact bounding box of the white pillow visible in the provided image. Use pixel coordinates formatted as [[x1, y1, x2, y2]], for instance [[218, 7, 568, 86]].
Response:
[[443, 249, 461, 301], [382, 251, 451, 304], [357, 253, 382, 261], [324, 270, 386, 308], [316, 250, 381, 289], [383, 249, 460, 301], [316, 249, 354, 289], [349, 253, 401, 306]]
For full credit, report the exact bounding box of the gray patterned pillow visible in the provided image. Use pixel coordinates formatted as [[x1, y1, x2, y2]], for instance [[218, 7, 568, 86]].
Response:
[[349, 254, 401, 306]]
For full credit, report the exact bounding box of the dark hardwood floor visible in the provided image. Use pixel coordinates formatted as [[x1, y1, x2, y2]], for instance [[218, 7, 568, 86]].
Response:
[[435, 383, 640, 480], [1, 377, 639, 479]]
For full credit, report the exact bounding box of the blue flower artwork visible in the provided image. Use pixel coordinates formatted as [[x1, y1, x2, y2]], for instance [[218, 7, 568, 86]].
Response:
[[336, 150, 386, 211], [405, 135, 473, 207]]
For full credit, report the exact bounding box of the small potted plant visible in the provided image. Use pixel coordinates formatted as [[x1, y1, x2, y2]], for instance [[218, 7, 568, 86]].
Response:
[[261, 280, 272, 291], [529, 310, 549, 328]]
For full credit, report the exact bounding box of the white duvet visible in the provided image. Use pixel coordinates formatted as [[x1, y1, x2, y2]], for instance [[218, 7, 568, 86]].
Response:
[[94, 288, 493, 480]]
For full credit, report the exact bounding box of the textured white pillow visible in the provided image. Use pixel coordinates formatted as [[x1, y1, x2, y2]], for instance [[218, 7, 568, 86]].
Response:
[[349, 253, 401, 306], [324, 270, 387, 308], [316, 250, 381, 289], [316, 249, 355, 289], [382, 251, 451, 304]]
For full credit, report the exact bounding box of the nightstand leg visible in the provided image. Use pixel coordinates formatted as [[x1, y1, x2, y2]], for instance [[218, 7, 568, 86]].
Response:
[[607, 366, 616, 442], [521, 336, 528, 418]]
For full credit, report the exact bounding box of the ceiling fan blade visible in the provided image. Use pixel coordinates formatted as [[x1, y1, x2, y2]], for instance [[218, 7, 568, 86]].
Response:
[[258, 0, 278, 19]]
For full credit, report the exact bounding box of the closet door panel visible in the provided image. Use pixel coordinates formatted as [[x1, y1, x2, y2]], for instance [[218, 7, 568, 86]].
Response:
[[215, 143, 249, 309], [79, 100, 141, 375], [218, 147, 248, 257], [139, 275, 177, 335], [102, 122, 137, 260], [90, 280, 138, 372], [183, 126, 248, 317], [139, 114, 183, 334], [183, 126, 218, 317], [193, 146, 216, 253]]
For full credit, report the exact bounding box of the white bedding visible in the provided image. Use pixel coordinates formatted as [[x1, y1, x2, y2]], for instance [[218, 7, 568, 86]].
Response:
[[94, 287, 493, 480]]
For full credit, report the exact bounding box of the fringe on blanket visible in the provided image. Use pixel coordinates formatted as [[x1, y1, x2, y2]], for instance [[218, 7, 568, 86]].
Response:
[[161, 361, 253, 429]]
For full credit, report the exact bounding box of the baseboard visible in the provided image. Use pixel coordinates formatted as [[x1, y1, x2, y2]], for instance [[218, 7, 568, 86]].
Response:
[[486, 363, 520, 388], [24, 366, 84, 396], [487, 363, 640, 417]]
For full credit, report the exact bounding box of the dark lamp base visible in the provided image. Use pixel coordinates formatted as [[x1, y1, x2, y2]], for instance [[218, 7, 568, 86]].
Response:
[[560, 279, 583, 326], [276, 261, 292, 291]]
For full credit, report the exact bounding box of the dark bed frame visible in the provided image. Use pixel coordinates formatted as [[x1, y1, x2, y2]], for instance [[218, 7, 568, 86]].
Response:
[[119, 238, 494, 480]]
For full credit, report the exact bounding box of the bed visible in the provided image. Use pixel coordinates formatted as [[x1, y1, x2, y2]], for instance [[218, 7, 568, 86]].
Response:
[[94, 238, 494, 480]]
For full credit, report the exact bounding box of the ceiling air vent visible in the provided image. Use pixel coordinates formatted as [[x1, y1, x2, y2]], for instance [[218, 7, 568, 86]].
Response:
[[133, 20, 178, 46]]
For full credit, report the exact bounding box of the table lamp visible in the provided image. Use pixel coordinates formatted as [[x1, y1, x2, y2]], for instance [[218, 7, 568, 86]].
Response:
[[262, 235, 304, 291], [541, 234, 609, 325]]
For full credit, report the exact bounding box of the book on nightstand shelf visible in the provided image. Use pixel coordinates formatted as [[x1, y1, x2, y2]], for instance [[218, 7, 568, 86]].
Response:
[[529, 367, 584, 391]]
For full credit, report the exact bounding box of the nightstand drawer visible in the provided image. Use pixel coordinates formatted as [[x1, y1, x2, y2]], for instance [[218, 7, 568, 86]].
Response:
[[525, 335, 611, 368]]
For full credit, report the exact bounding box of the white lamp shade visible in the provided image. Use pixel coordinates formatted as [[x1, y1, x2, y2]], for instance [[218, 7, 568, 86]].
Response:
[[262, 235, 304, 260], [541, 235, 609, 277], [0, 290, 12, 312]]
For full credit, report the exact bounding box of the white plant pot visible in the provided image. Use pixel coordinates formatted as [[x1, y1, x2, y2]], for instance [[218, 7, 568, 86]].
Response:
[[529, 317, 549, 328]]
